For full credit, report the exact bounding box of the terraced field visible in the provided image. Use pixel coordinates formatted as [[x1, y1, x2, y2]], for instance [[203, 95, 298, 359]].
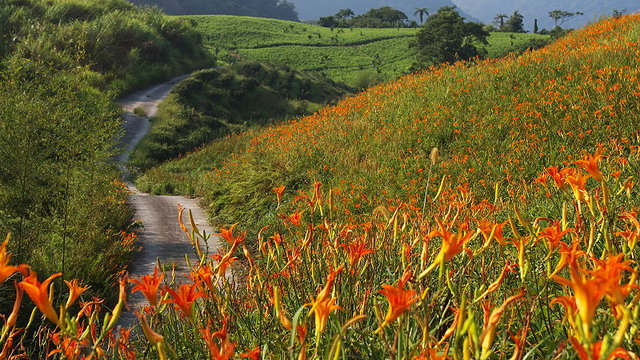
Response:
[[183, 15, 549, 86]]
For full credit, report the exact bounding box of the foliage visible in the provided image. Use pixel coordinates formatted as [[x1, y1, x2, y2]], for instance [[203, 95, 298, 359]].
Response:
[[549, 9, 584, 28], [412, 6, 489, 68], [501, 11, 525, 33], [320, 6, 410, 28], [131, 0, 298, 20], [0, 0, 214, 94], [0, 60, 134, 299], [129, 62, 352, 174], [0, 0, 213, 310]]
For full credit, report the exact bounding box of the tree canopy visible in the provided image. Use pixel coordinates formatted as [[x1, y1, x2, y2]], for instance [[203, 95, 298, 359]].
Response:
[[319, 6, 410, 28], [412, 6, 488, 67]]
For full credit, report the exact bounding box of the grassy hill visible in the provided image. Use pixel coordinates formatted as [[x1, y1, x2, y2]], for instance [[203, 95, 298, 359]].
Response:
[[183, 15, 549, 87], [129, 62, 352, 175], [139, 13, 640, 230]]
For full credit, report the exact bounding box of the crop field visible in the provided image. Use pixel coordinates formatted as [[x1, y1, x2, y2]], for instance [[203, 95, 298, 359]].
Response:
[[182, 15, 549, 86]]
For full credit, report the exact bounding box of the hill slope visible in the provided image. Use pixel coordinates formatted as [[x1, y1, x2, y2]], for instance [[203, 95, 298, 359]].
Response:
[[139, 13, 640, 231], [184, 15, 549, 87]]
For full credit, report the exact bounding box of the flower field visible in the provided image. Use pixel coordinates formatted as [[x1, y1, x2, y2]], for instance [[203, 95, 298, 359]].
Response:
[[2, 13, 640, 360]]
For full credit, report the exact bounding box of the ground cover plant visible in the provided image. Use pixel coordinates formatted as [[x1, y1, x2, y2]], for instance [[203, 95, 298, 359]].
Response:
[[182, 15, 548, 87], [129, 62, 352, 175], [0, 152, 639, 358]]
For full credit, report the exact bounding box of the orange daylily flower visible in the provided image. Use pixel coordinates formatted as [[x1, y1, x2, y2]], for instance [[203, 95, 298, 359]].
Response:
[[574, 153, 605, 182], [552, 258, 613, 337], [0, 237, 29, 283], [538, 221, 574, 252], [215, 223, 246, 245], [480, 289, 526, 357], [546, 166, 572, 190], [191, 264, 215, 293], [19, 272, 61, 325], [163, 283, 204, 319], [477, 220, 508, 248], [239, 347, 261, 360], [570, 337, 634, 360], [201, 320, 236, 360], [592, 254, 635, 304], [283, 211, 303, 227], [309, 297, 340, 335], [309, 266, 343, 314], [419, 222, 474, 278], [340, 240, 375, 271], [211, 250, 238, 278], [376, 271, 419, 332], [64, 279, 88, 309], [130, 266, 164, 306], [273, 185, 286, 205], [550, 295, 578, 328], [566, 173, 591, 203]]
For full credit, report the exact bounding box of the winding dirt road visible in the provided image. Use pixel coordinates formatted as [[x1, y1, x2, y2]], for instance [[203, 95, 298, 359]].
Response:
[[117, 75, 220, 324]]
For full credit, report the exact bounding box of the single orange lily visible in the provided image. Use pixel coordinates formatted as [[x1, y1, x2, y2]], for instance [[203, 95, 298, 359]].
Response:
[[201, 320, 236, 360], [375, 271, 419, 332], [130, 266, 164, 306], [19, 272, 61, 325], [574, 153, 605, 182], [163, 283, 204, 319], [273, 185, 286, 205], [64, 279, 88, 309], [0, 236, 29, 283], [419, 221, 474, 278], [239, 347, 261, 360]]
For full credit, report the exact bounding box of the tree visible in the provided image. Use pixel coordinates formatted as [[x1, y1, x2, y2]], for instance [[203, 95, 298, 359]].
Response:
[[335, 8, 354, 20], [494, 13, 508, 29], [533, 18, 538, 33], [414, 8, 430, 25], [548, 10, 583, 27], [502, 11, 525, 33], [412, 6, 489, 67]]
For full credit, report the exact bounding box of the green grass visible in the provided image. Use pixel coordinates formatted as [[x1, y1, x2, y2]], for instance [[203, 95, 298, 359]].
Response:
[[130, 62, 352, 176], [181, 15, 550, 87]]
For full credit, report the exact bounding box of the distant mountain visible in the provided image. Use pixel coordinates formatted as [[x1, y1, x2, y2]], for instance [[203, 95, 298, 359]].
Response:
[[452, 0, 640, 30], [129, 0, 298, 20], [291, 0, 479, 23]]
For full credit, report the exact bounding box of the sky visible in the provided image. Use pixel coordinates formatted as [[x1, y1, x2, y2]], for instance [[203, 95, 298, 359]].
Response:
[[290, 0, 639, 30]]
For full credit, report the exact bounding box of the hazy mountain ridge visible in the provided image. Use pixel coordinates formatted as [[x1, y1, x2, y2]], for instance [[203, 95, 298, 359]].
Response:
[[452, 0, 640, 30]]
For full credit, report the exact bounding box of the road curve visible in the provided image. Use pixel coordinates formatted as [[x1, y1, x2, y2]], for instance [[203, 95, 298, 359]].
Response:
[[117, 75, 220, 324]]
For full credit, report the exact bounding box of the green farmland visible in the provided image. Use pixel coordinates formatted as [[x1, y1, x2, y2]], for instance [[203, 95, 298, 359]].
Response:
[[182, 15, 550, 86]]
